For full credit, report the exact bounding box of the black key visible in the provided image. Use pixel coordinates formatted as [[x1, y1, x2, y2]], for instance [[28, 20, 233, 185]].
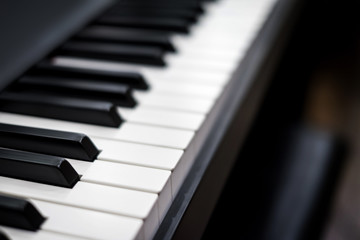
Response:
[[0, 123, 99, 161], [0, 231, 9, 240], [97, 15, 190, 34], [29, 62, 149, 90], [16, 75, 137, 108], [0, 194, 45, 231], [0, 92, 122, 127], [0, 148, 79, 188], [105, 7, 199, 23], [112, 1, 204, 14], [59, 41, 166, 66], [75, 26, 176, 52]]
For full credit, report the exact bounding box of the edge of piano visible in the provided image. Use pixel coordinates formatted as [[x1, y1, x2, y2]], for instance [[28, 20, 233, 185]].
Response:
[[153, 0, 307, 238]]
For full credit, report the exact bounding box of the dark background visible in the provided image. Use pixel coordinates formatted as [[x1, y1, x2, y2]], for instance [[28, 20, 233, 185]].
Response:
[[202, 0, 360, 239]]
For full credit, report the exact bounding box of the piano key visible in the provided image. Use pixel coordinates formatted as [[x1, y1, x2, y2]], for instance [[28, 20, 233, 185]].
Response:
[[0, 112, 194, 149], [0, 92, 122, 127], [135, 92, 214, 114], [0, 148, 79, 188], [174, 47, 241, 63], [97, 15, 191, 34], [31, 200, 144, 240], [16, 75, 137, 108], [112, 0, 205, 14], [0, 177, 158, 221], [68, 160, 171, 194], [0, 123, 99, 161], [166, 54, 236, 73], [0, 194, 45, 231], [110, 123, 194, 149], [68, 158, 172, 220], [60, 147, 174, 218], [30, 61, 149, 90], [105, 7, 199, 23], [0, 231, 9, 240], [147, 78, 223, 99], [59, 41, 166, 66], [144, 68, 230, 86], [91, 137, 183, 170], [118, 107, 205, 130], [67, 160, 173, 220], [75, 25, 176, 52], [0, 227, 88, 240]]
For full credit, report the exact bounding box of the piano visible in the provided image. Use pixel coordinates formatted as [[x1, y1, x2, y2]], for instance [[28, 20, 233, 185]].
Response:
[[0, 0, 314, 239]]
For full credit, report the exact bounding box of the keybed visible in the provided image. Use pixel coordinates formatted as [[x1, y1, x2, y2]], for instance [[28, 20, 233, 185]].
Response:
[[0, 0, 278, 239]]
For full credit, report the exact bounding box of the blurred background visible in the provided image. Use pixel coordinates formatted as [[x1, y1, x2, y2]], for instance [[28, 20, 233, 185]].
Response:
[[202, 0, 360, 239]]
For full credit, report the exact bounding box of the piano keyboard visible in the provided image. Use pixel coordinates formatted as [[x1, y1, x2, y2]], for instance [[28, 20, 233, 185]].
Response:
[[0, 0, 278, 239]]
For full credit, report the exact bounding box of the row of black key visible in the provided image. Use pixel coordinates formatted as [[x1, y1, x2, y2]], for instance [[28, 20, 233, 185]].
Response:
[[0, 122, 101, 232], [0, 0, 211, 128], [0, 0, 216, 234], [0, 123, 99, 187]]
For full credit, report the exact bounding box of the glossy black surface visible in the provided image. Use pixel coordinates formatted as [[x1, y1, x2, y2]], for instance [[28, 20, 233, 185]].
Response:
[[0, 92, 122, 127], [0, 123, 99, 161], [16, 76, 137, 108], [0, 148, 79, 188], [97, 15, 191, 34], [0, 231, 9, 240], [105, 7, 199, 23], [111, 0, 204, 14], [59, 41, 166, 66], [75, 26, 176, 52], [29, 62, 149, 90], [0, 194, 45, 231]]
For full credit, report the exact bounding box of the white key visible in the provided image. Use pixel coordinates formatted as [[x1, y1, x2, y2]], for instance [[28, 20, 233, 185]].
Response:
[[68, 160, 171, 194], [32, 199, 143, 240], [115, 123, 194, 149], [147, 78, 223, 99], [0, 226, 87, 240], [118, 107, 205, 131], [167, 47, 240, 63], [174, 48, 243, 63], [92, 137, 183, 170], [0, 113, 194, 149], [0, 177, 157, 220], [172, 36, 249, 53], [134, 92, 214, 114], [67, 159, 172, 220], [145, 69, 230, 86], [166, 55, 236, 74]]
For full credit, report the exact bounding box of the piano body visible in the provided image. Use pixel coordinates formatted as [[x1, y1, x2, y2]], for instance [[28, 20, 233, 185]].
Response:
[[2, 0, 357, 239]]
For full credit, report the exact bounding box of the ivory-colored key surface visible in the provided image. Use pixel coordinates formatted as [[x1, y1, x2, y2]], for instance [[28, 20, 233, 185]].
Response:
[[92, 137, 183, 170], [0, 177, 157, 220], [0, 226, 88, 240], [31, 199, 144, 240], [0, 113, 194, 149], [118, 107, 205, 130], [134, 92, 214, 114], [68, 160, 171, 194]]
